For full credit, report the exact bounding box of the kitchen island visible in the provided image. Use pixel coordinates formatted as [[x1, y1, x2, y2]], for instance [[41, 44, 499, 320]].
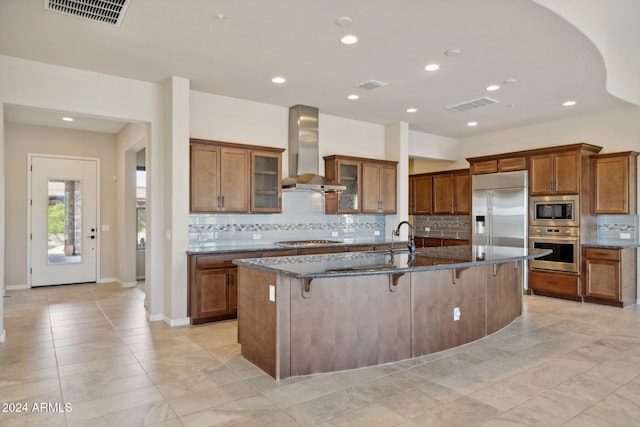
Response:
[[234, 245, 550, 379]]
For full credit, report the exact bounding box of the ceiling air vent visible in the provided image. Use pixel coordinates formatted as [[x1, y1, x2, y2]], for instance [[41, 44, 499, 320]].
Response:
[[446, 97, 499, 112], [45, 0, 131, 26], [356, 80, 388, 90]]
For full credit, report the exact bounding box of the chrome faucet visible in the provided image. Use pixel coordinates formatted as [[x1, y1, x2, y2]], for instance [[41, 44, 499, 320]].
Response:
[[393, 221, 415, 254]]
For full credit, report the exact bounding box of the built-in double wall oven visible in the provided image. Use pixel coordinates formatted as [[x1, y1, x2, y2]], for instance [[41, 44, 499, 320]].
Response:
[[529, 226, 579, 273], [529, 195, 580, 273]]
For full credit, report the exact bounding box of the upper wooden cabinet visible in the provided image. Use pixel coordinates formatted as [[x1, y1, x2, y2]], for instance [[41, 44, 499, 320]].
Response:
[[190, 139, 283, 213], [469, 156, 527, 175], [409, 174, 432, 215], [591, 151, 638, 214], [467, 144, 603, 197], [432, 169, 470, 215], [324, 155, 397, 214], [324, 156, 361, 213], [251, 151, 283, 213], [529, 150, 581, 195], [363, 162, 397, 214]]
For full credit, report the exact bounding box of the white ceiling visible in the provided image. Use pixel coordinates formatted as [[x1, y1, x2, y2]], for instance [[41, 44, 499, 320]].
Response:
[[1, 0, 638, 138]]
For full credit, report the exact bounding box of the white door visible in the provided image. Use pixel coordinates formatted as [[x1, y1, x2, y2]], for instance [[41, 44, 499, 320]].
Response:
[[30, 156, 98, 286]]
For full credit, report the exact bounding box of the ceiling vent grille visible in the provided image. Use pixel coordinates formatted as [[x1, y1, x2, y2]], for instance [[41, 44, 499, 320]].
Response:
[[356, 80, 388, 90], [446, 97, 499, 112], [45, 0, 131, 26]]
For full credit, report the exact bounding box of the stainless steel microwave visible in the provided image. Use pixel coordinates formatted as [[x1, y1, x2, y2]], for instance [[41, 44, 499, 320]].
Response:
[[529, 195, 579, 227]]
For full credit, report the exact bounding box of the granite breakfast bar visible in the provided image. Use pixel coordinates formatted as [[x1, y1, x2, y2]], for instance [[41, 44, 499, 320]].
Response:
[[234, 245, 550, 380]]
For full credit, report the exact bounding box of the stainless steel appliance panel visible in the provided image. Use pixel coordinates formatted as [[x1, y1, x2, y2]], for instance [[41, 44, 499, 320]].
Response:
[[472, 171, 527, 249], [528, 226, 579, 273], [530, 195, 579, 227]]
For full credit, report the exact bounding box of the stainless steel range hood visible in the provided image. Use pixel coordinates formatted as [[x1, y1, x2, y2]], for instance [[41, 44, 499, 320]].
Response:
[[282, 105, 346, 192]]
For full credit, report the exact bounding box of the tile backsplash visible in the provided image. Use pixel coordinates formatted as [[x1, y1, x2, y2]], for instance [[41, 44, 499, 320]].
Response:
[[597, 215, 639, 243], [189, 190, 385, 249], [412, 215, 471, 239]]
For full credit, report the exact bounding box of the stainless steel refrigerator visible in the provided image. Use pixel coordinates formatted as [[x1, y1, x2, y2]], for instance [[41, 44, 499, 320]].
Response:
[[472, 170, 528, 248]]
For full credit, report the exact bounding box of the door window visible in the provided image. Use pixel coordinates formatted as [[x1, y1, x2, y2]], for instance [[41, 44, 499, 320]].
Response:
[[47, 179, 82, 264]]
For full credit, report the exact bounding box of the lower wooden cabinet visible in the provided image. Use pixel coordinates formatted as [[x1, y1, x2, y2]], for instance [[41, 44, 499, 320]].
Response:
[[529, 270, 581, 300], [188, 252, 256, 324], [188, 246, 356, 324], [582, 247, 637, 307], [415, 237, 469, 248]]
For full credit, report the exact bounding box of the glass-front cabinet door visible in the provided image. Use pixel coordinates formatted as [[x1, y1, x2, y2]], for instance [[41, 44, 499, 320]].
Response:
[[336, 160, 361, 213], [251, 151, 282, 213]]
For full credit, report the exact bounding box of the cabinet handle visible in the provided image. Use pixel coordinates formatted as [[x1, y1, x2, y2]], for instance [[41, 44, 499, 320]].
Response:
[[217, 196, 221, 209], [623, 200, 627, 211], [221, 195, 225, 208]]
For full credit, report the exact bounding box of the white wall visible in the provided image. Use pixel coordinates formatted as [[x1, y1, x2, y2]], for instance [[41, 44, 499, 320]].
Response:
[[116, 123, 148, 289], [190, 91, 387, 178], [458, 106, 640, 158], [458, 105, 640, 301], [4, 123, 118, 286], [0, 55, 169, 326]]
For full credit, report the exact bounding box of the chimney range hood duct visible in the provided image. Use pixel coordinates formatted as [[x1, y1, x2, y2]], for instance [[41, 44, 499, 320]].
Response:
[[282, 105, 346, 192]]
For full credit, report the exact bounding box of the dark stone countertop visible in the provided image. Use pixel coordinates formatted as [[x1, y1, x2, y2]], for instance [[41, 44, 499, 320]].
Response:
[[233, 245, 551, 279], [582, 240, 640, 249], [186, 238, 401, 255]]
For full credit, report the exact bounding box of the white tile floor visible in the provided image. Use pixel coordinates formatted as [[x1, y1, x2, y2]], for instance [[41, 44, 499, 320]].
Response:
[[1, 282, 639, 426]]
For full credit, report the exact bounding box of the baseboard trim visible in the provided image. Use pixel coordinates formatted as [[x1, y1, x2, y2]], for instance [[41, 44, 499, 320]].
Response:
[[97, 277, 118, 284], [147, 312, 164, 322], [6, 284, 29, 291], [164, 315, 190, 327], [121, 281, 137, 288]]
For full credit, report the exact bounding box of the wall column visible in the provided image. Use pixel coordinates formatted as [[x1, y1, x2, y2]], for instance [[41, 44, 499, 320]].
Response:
[[384, 122, 410, 239], [163, 76, 190, 325]]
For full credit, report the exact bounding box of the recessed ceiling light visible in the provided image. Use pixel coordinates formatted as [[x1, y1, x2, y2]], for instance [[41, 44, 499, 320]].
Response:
[[341, 35, 358, 45], [503, 78, 518, 84], [347, 94, 359, 100], [62, 117, 74, 122], [444, 49, 461, 57], [486, 84, 500, 91], [336, 16, 352, 26], [406, 108, 417, 113], [467, 121, 478, 127], [424, 63, 440, 72], [215, 13, 226, 21], [563, 100, 576, 107], [271, 76, 286, 84]]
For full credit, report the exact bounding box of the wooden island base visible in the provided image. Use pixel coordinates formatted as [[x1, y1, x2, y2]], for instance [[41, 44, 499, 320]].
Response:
[[238, 261, 522, 380]]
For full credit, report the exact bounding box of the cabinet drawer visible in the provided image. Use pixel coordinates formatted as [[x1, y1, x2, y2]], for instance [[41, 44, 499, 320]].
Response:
[[423, 238, 443, 247], [471, 160, 498, 175], [262, 249, 297, 258], [347, 245, 375, 252], [584, 248, 620, 261], [443, 239, 469, 246], [297, 247, 346, 255], [498, 157, 527, 172], [194, 252, 258, 269], [529, 270, 580, 297]]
